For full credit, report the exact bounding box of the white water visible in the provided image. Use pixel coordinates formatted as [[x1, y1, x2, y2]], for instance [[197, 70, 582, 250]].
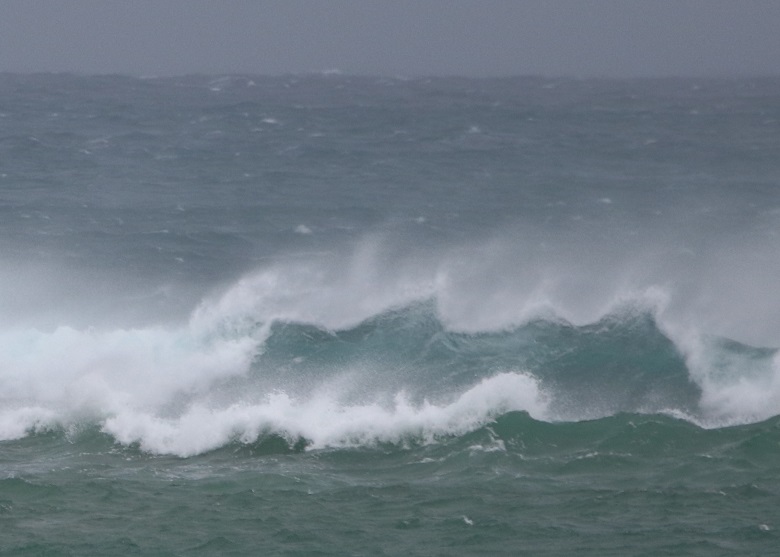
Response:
[[104, 372, 546, 456]]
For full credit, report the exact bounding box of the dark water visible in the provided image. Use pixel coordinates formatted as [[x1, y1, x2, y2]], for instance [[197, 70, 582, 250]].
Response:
[[1, 73, 779, 555]]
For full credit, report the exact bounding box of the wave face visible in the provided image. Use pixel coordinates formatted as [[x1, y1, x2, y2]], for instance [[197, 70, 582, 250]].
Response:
[[1, 74, 780, 555]]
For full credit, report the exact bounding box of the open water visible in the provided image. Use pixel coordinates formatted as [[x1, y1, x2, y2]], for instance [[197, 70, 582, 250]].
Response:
[[1, 73, 779, 555]]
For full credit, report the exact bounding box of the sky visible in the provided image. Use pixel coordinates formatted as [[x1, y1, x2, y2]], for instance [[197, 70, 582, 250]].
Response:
[[0, 0, 778, 78]]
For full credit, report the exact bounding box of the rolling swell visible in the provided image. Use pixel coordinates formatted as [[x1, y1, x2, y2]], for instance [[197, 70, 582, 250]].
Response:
[[111, 297, 780, 454], [0, 294, 736, 456]]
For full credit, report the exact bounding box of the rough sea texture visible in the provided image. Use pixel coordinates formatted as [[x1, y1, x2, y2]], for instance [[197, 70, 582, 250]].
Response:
[[1, 73, 779, 555]]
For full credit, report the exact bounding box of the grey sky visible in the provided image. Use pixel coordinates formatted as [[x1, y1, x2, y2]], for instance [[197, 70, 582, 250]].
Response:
[[1, 0, 778, 77]]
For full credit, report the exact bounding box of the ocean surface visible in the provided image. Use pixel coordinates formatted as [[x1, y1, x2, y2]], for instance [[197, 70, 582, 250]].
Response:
[[1, 73, 779, 555]]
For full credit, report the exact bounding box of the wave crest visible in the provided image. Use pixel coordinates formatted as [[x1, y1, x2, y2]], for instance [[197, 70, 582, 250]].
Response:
[[2, 244, 780, 454], [103, 372, 546, 456]]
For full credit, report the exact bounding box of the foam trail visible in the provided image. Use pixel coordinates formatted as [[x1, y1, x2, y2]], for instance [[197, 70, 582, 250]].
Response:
[[103, 372, 547, 456]]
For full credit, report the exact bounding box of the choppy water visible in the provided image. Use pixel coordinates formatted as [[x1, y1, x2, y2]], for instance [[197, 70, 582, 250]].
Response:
[[1, 73, 779, 555]]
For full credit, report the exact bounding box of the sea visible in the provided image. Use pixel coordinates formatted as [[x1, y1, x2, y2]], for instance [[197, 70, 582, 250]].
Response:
[[0, 72, 779, 556]]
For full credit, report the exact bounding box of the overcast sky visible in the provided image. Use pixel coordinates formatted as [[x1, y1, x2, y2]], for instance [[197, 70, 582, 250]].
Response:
[[0, 0, 778, 78]]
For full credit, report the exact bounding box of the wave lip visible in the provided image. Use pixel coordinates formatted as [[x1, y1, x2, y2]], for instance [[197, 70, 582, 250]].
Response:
[[102, 371, 546, 456], [680, 336, 780, 427]]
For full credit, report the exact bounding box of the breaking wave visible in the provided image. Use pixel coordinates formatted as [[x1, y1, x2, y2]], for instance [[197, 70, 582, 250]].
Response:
[[1, 241, 779, 456]]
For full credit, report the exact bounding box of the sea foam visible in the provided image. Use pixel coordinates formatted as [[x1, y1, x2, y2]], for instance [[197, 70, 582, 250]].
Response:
[[103, 372, 546, 456]]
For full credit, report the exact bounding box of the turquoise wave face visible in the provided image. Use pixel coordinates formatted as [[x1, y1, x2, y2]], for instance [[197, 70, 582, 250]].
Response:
[[249, 302, 699, 417]]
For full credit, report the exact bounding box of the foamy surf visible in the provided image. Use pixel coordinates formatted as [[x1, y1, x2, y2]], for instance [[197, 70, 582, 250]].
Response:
[[0, 323, 262, 442], [1, 258, 779, 454], [103, 372, 546, 456]]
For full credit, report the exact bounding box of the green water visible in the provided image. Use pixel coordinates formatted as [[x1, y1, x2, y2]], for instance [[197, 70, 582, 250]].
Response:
[[2, 414, 779, 556]]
